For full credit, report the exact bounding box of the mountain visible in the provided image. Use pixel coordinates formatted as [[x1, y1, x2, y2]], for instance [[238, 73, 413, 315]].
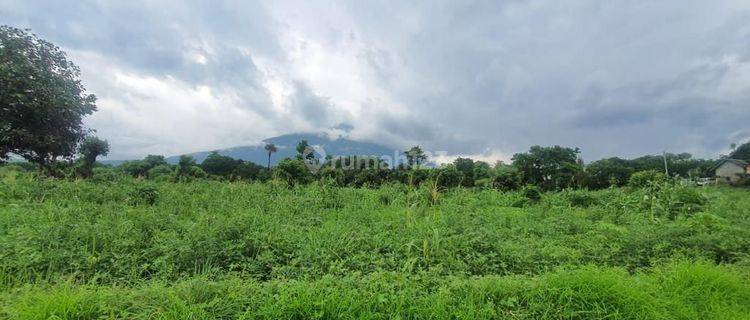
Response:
[[164, 133, 401, 166]]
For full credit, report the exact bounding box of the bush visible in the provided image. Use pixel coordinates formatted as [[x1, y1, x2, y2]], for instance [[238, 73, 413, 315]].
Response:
[[629, 170, 668, 188], [522, 185, 542, 202], [0, 164, 26, 180], [273, 158, 312, 186], [635, 182, 707, 219], [492, 167, 522, 191], [128, 184, 159, 205], [147, 164, 174, 180], [431, 165, 463, 189], [564, 189, 600, 208], [89, 167, 125, 183], [737, 174, 750, 187]]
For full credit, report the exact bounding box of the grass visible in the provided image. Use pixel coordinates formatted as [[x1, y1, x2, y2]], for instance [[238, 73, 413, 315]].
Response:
[[1, 176, 749, 318]]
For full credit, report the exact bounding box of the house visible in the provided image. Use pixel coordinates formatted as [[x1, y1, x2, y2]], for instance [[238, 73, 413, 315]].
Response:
[[714, 159, 749, 184]]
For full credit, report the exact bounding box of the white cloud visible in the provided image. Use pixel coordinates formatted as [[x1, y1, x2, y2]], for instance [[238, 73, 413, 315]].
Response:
[[3, 0, 750, 160]]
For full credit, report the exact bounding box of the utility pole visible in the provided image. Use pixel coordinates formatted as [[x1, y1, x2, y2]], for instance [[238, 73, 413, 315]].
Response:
[[662, 151, 669, 176]]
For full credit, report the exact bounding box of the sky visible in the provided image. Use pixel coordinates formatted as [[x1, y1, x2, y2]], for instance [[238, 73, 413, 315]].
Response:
[[2, 0, 750, 162]]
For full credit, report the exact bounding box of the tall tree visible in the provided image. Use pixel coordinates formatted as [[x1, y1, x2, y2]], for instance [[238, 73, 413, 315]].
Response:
[[176, 155, 197, 177], [201, 151, 240, 177], [404, 146, 427, 168], [264, 143, 277, 169], [0, 26, 97, 169], [512, 145, 582, 191], [453, 157, 475, 187]]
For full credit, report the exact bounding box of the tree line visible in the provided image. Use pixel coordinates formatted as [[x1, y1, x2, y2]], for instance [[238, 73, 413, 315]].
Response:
[[10, 138, 736, 192]]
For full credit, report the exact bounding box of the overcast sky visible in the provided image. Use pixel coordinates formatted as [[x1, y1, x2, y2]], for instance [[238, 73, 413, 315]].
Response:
[[3, 0, 750, 161]]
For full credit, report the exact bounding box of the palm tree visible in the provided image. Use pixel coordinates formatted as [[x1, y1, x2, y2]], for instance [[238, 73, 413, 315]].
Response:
[[264, 143, 277, 169]]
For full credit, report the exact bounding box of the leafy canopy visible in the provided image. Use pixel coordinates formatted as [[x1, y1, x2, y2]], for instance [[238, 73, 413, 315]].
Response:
[[0, 26, 96, 165]]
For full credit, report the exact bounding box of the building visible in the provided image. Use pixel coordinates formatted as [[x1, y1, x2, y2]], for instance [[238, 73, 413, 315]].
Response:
[[714, 159, 749, 184]]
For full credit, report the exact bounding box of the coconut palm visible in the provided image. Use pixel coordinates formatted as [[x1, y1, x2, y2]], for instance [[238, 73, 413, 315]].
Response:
[[264, 143, 277, 169]]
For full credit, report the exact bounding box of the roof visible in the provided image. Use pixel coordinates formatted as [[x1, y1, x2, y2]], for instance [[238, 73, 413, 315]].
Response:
[[714, 158, 749, 170]]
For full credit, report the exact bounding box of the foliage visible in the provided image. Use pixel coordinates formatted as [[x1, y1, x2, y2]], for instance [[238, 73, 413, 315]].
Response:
[[200, 151, 240, 177], [453, 157, 475, 187], [404, 146, 427, 168], [729, 141, 750, 162], [0, 262, 746, 319], [127, 183, 159, 206], [147, 164, 174, 180], [75, 136, 109, 178], [89, 167, 125, 183], [264, 143, 277, 168], [1, 178, 749, 318], [176, 155, 196, 178], [431, 164, 463, 189], [585, 157, 634, 189], [512, 145, 583, 191], [628, 170, 668, 188], [273, 158, 312, 186], [522, 185, 542, 202], [232, 161, 269, 181], [0, 26, 97, 168], [491, 165, 523, 191], [296, 140, 314, 160], [564, 189, 600, 208]]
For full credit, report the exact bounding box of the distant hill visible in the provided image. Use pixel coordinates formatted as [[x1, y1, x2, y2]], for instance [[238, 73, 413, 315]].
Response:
[[164, 133, 400, 166]]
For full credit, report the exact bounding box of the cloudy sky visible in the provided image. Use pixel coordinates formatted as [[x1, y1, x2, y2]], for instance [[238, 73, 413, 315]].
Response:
[[3, 0, 750, 161]]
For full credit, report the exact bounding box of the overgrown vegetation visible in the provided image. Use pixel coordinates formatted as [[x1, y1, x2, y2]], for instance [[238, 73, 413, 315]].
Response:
[[1, 174, 749, 318]]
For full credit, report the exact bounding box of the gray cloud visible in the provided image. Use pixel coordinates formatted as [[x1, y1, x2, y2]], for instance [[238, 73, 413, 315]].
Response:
[[2, 0, 749, 160]]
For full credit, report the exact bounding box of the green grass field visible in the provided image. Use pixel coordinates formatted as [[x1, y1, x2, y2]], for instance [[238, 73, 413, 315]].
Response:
[[1, 177, 749, 319]]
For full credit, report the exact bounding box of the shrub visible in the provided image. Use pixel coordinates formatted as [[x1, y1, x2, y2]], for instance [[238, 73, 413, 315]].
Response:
[[737, 174, 750, 187], [564, 189, 600, 208], [629, 170, 668, 188], [128, 184, 159, 205], [147, 164, 174, 180], [492, 167, 522, 191], [431, 165, 463, 189], [90, 167, 125, 183], [522, 185, 542, 202]]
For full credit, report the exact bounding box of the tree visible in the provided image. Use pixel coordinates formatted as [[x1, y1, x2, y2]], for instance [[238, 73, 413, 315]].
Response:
[[120, 160, 150, 178], [147, 164, 174, 180], [511, 145, 582, 191], [584, 157, 633, 189], [296, 140, 315, 160], [730, 142, 750, 162], [0, 26, 97, 169], [201, 151, 240, 177], [232, 161, 269, 181], [453, 157, 475, 187], [491, 165, 523, 191], [120, 155, 168, 178], [404, 146, 427, 168], [76, 136, 109, 178], [473, 161, 492, 180], [176, 155, 197, 179], [431, 164, 463, 189], [142, 155, 168, 169], [79, 136, 109, 166], [264, 143, 277, 169], [274, 158, 311, 186]]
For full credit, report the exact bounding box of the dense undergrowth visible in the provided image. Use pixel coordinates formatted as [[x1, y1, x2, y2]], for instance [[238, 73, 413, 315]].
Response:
[[1, 176, 749, 319]]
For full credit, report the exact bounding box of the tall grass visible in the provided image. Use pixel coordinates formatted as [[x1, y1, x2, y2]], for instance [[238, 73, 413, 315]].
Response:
[[1, 262, 748, 319], [1, 176, 749, 318]]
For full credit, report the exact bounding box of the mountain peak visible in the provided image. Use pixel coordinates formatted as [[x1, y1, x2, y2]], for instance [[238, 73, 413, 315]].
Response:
[[166, 132, 398, 165]]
